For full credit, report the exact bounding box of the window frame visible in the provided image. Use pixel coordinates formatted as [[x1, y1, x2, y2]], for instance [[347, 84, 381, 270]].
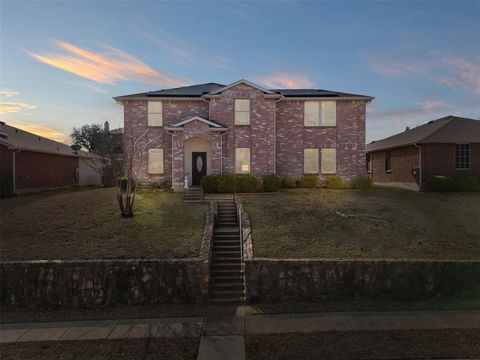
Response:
[[385, 150, 392, 173], [321, 148, 337, 174], [455, 143, 470, 170], [235, 147, 251, 174], [147, 101, 163, 127], [303, 148, 319, 174], [148, 148, 164, 174], [366, 153, 372, 173], [234, 99, 251, 126], [304, 101, 337, 127]]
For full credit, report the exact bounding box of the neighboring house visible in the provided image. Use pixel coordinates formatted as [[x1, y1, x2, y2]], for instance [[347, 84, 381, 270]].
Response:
[[0, 122, 103, 194], [366, 115, 480, 188], [114, 79, 373, 190]]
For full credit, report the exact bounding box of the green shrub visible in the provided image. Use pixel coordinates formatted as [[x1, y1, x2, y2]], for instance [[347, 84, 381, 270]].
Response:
[[0, 176, 13, 198], [281, 177, 297, 189], [217, 174, 236, 193], [324, 175, 344, 189], [299, 175, 317, 188], [453, 176, 480, 192], [236, 174, 258, 193], [351, 176, 373, 190], [201, 175, 218, 193], [425, 176, 456, 192], [263, 173, 281, 192], [117, 176, 128, 191]]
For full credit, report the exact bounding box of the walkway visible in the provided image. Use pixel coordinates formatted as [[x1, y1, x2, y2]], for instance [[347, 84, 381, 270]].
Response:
[[2, 310, 480, 360]]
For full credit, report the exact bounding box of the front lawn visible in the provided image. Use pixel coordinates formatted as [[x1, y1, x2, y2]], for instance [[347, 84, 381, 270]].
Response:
[[240, 188, 480, 259], [0, 188, 207, 260]]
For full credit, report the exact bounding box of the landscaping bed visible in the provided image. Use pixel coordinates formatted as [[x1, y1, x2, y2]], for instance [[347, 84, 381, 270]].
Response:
[[0, 188, 208, 260], [246, 329, 480, 360], [240, 187, 480, 259]]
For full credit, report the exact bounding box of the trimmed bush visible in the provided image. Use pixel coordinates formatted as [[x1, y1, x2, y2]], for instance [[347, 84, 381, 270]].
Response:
[[236, 174, 258, 193], [201, 175, 218, 193], [425, 176, 456, 192], [299, 175, 317, 188], [351, 176, 373, 190], [453, 176, 480, 192], [217, 174, 236, 193], [324, 175, 344, 189], [0, 176, 13, 198], [282, 177, 297, 189], [263, 173, 281, 192], [117, 176, 128, 191]]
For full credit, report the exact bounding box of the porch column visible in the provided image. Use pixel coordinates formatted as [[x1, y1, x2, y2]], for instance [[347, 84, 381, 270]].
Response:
[[172, 133, 184, 191]]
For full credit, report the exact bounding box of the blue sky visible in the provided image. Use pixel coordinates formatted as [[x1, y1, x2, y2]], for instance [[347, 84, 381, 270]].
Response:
[[1, 0, 479, 143]]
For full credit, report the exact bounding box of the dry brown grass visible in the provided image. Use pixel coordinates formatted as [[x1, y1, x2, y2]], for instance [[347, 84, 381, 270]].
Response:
[[0, 188, 207, 261], [240, 188, 480, 259]]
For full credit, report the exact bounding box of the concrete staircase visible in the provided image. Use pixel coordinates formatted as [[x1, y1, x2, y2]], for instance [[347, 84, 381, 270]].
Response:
[[184, 186, 204, 202], [209, 200, 245, 304]]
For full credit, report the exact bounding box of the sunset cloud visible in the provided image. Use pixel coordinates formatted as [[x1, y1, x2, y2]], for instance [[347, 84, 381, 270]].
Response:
[[1, 89, 20, 98], [256, 73, 314, 89], [439, 56, 480, 95], [6, 120, 70, 143], [28, 40, 188, 87], [0, 102, 37, 114], [365, 55, 426, 77]]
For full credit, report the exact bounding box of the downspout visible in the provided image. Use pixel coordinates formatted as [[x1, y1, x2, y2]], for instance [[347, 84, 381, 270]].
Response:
[[221, 131, 229, 174], [12, 149, 21, 194], [414, 143, 422, 191]]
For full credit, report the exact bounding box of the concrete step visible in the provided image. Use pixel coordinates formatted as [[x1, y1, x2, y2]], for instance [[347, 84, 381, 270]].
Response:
[[211, 263, 242, 271], [211, 258, 242, 265], [215, 227, 239, 234], [211, 269, 244, 277], [209, 290, 244, 298], [213, 242, 240, 248], [209, 297, 244, 305], [216, 223, 238, 227], [212, 251, 241, 257], [210, 283, 244, 292], [210, 275, 244, 283]]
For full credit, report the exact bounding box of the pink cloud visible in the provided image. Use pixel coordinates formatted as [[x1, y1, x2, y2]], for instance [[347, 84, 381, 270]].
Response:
[[256, 73, 314, 88]]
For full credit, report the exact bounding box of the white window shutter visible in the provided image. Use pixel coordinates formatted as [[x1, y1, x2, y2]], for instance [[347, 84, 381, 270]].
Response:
[[304, 148, 319, 173], [321, 148, 337, 174], [148, 149, 164, 174]]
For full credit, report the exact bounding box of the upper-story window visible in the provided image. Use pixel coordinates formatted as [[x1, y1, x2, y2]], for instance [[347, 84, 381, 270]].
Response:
[[148, 101, 163, 127], [456, 144, 470, 169], [235, 99, 250, 125], [304, 101, 336, 127]]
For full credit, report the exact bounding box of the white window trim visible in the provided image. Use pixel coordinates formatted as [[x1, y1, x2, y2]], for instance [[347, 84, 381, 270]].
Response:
[[148, 148, 164, 174], [148, 101, 163, 127], [235, 147, 251, 173], [234, 99, 251, 125], [304, 148, 319, 174], [455, 143, 471, 170]]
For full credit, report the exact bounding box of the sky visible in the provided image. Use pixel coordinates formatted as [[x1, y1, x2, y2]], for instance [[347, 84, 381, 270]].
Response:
[[1, 0, 479, 144]]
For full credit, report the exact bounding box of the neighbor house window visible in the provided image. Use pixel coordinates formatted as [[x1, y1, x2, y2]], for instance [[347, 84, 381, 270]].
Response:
[[321, 148, 337, 174], [367, 153, 372, 173], [235, 148, 251, 173], [148, 101, 163, 126], [385, 150, 391, 173], [235, 99, 250, 125], [304, 101, 336, 127], [304, 148, 319, 174], [456, 144, 470, 169], [148, 149, 164, 174]]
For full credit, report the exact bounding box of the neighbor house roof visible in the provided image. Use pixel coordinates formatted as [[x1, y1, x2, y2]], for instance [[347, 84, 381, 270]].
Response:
[[0, 122, 95, 158], [113, 79, 374, 101], [367, 116, 480, 152]]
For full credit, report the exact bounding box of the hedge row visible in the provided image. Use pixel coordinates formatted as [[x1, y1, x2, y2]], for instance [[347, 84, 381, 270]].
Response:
[[424, 176, 480, 192], [201, 174, 373, 192]]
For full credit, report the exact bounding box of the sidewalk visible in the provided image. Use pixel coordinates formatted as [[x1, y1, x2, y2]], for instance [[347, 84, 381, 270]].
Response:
[[2, 310, 480, 359]]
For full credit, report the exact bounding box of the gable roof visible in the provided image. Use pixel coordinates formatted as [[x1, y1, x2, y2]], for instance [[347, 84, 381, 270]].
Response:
[[0, 122, 77, 157], [165, 116, 228, 131], [367, 116, 480, 152], [114, 79, 374, 101]]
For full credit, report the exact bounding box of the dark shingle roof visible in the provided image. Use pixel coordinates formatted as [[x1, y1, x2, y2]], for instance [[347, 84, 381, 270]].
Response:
[[114, 81, 373, 100], [367, 116, 480, 152]]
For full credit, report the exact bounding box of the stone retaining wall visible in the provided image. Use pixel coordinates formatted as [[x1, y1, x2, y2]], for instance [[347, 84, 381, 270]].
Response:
[[0, 202, 216, 308], [245, 258, 480, 303]]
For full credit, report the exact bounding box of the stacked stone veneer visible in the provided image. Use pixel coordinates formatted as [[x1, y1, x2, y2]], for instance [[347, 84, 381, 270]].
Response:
[[0, 203, 216, 308], [123, 84, 367, 189]]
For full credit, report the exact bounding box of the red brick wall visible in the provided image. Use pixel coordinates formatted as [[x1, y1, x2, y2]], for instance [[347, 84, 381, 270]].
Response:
[[276, 100, 367, 180], [422, 143, 480, 179], [370, 146, 420, 183], [14, 151, 78, 190], [0, 144, 13, 180]]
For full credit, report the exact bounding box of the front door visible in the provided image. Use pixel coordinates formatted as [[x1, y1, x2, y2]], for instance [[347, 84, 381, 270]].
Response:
[[192, 152, 207, 186]]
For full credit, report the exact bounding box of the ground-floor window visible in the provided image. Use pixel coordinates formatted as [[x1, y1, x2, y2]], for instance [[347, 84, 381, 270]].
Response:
[[456, 144, 470, 169], [235, 148, 251, 173], [148, 148, 164, 174], [304, 148, 319, 174], [321, 148, 337, 174], [385, 150, 391, 173], [367, 153, 372, 173]]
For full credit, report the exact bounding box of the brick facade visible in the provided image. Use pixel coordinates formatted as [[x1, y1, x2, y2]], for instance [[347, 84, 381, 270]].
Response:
[[370, 146, 420, 184], [122, 83, 369, 190], [422, 143, 480, 179]]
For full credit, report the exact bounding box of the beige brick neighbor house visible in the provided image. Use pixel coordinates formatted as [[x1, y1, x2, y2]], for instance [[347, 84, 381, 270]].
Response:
[[114, 79, 373, 191]]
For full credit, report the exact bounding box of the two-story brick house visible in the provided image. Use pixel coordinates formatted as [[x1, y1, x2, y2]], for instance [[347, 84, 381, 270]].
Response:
[[114, 79, 373, 190]]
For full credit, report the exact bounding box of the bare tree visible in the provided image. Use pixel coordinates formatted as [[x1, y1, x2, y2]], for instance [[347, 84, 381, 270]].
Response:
[[117, 128, 162, 217]]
